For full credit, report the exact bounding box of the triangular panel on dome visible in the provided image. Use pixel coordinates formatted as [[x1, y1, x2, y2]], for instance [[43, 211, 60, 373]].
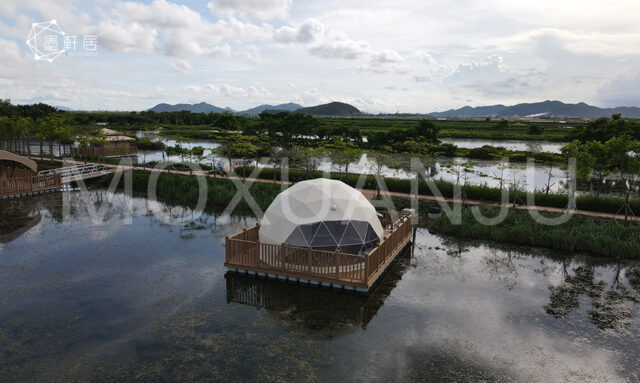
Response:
[[298, 223, 317, 245], [285, 226, 309, 247], [310, 222, 338, 248], [351, 221, 370, 243], [324, 221, 349, 244], [339, 221, 364, 246], [365, 224, 380, 243]]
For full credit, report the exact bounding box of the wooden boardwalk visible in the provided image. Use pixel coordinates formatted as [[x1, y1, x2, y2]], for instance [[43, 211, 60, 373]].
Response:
[[225, 211, 413, 292], [0, 173, 62, 198]]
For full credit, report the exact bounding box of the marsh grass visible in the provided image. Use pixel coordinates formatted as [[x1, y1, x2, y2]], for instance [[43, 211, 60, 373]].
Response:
[[429, 205, 640, 258]]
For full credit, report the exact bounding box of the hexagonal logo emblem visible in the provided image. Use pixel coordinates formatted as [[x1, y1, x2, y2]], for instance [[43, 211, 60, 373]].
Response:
[[26, 20, 66, 62]]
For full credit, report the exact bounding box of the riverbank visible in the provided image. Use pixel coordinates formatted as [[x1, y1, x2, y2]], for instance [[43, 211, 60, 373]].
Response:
[[102, 169, 639, 258], [428, 204, 640, 259]]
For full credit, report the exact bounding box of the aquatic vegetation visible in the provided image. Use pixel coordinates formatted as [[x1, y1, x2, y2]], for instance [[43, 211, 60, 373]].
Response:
[[430, 206, 640, 258]]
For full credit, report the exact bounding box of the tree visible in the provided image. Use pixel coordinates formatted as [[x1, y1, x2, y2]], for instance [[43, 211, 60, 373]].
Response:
[[215, 135, 259, 179], [368, 146, 397, 197], [528, 125, 544, 135], [415, 119, 440, 144], [290, 145, 324, 174], [495, 119, 510, 130], [561, 140, 595, 181], [270, 146, 287, 183], [231, 139, 258, 180], [585, 141, 611, 196], [606, 136, 640, 222], [327, 140, 362, 173]]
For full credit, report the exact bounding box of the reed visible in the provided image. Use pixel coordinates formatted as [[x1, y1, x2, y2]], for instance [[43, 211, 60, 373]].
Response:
[[429, 205, 640, 258]]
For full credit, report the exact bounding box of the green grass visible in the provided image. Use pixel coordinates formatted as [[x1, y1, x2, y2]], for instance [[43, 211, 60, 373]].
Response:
[[318, 117, 577, 142], [102, 170, 282, 214], [429, 205, 640, 259]]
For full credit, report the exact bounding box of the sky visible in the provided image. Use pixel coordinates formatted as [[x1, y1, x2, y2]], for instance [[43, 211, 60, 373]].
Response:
[[1, 0, 640, 113]]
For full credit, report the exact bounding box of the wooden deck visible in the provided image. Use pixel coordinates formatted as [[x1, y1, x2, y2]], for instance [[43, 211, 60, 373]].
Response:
[[0, 173, 62, 198], [225, 211, 413, 291]]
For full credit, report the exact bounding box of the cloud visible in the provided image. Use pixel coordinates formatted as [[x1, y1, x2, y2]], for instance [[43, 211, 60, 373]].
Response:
[[275, 19, 324, 44], [94, 0, 272, 57], [96, 20, 159, 53], [237, 44, 268, 64], [189, 83, 271, 98], [441, 56, 533, 97], [170, 59, 193, 74], [0, 37, 161, 110], [597, 74, 640, 107], [308, 38, 369, 60], [359, 50, 436, 75], [276, 19, 369, 60], [207, 0, 292, 20]]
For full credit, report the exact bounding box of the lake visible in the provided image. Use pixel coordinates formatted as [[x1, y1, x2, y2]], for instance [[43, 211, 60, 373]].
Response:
[[133, 133, 570, 193], [1, 191, 639, 382], [441, 138, 566, 154]]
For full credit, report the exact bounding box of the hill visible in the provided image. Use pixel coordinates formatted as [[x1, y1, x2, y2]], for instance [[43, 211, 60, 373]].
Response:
[[430, 100, 640, 119], [149, 102, 234, 113], [240, 103, 302, 115], [297, 101, 361, 116]]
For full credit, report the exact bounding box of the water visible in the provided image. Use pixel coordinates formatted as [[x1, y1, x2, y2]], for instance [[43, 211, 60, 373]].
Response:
[[441, 138, 566, 154], [1, 191, 639, 382], [132, 132, 569, 193]]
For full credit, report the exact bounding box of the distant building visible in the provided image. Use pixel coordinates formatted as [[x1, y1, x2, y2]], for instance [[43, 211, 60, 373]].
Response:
[[72, 128, 137, 158]]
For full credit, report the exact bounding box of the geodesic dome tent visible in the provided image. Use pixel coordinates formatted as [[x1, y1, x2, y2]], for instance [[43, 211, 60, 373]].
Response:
[[259, 179, 384, 254]]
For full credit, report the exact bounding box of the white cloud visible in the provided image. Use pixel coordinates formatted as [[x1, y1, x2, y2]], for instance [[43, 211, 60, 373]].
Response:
[[276, 19, 369, 60], [94, 0, 272, 57], [308, 38, 369, 60], [597, 74, 640, 107], [4, 0, 640, 111], [275, 19, 324, 44], [170, 59, 193, 74], [96, 20, 159, 53], [208, 0, 292, 20], [189, 83, 271, 98], [237, 45, 268, 64]]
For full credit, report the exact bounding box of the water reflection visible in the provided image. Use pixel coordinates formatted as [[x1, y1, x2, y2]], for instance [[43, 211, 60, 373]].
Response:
[[0, 191, 639, 382], [225, 247, 413, 339]]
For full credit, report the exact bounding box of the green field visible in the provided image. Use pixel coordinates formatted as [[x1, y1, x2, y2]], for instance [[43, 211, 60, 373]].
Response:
[[318, 117, 577, 142]]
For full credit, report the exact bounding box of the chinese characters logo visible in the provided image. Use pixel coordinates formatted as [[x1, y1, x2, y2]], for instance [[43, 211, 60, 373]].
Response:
[[26, 19, 98, 62]]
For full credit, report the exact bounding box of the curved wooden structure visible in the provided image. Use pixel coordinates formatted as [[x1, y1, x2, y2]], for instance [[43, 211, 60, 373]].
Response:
[[225, 211, 413, 292], [0, 150, 37, 174], [0, 150, 61, 197]]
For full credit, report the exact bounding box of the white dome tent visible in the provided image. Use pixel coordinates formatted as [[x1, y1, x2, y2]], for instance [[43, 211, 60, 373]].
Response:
[[259, 179, 384, 254]]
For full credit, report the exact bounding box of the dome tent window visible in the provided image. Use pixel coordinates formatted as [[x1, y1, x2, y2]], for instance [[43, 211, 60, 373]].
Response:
[[259, 178, 384, 255]]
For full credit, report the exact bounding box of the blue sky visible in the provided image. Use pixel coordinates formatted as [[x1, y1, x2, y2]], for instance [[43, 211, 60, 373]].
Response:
[[2, 0, 640, 112]]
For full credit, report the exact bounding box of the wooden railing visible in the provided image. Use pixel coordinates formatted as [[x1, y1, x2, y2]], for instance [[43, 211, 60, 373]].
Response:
[[0, 173, 62, 197], [71, 145, 138, 158], [225, 211, 413, 289]]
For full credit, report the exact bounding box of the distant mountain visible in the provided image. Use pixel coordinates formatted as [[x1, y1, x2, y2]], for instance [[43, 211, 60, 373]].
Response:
[[53, 105, 74, 111], [430, 100, 640, 119], [240, 102, 302, 115], [149, 102, 234, 113], [297, 101, 361, 116]]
